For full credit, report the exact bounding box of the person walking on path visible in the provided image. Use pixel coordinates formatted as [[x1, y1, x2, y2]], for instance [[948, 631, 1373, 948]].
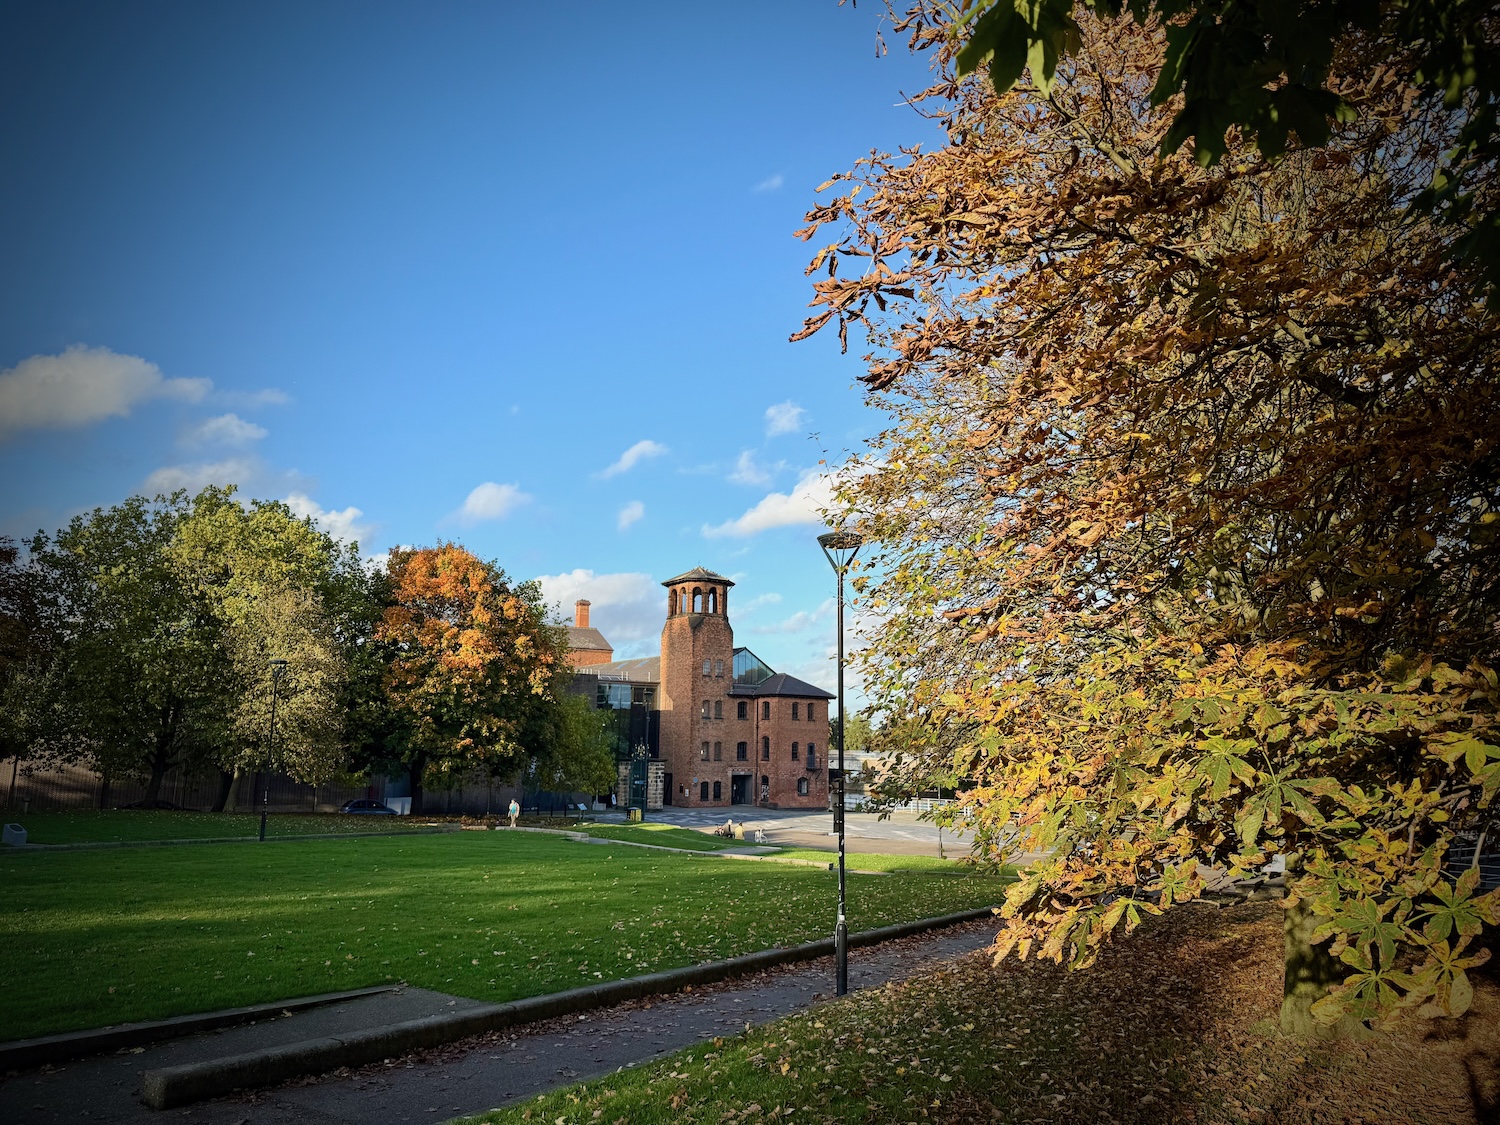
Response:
[[508, 798, 520, 828]]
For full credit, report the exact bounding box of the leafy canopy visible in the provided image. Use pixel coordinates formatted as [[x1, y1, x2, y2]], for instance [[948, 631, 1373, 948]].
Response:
[[798, 11, 1499, 1028]]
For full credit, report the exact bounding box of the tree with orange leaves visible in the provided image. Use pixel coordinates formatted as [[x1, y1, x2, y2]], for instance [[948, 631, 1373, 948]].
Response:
[[801, 8, 1499, 1035], [374, 544, 568, 813]]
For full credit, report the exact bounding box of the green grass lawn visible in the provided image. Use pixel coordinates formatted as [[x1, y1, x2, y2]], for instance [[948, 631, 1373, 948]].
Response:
[[768, 849, 986, 874], [581, 824, 750, 851], [0, 832, 1008, 1042], [9, 810, 434, 845]]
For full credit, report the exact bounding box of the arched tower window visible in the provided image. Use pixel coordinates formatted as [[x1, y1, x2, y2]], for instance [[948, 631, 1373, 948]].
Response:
[[692, 588, 703, 612], [669, 589, 678, 616], [708, 588, 718, 613]]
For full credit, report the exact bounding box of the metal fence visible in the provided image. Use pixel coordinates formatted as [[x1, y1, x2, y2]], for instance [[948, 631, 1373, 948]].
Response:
[[1, 758, 602, 819]]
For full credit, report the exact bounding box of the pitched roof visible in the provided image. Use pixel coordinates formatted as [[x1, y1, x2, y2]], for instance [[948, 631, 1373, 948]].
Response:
[[661, 566, 735, 588], [728, 671, 834, 700], [564, 626, 612, 653]]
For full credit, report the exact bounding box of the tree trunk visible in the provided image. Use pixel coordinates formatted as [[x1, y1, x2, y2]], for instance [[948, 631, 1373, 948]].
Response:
[[223, 766, 243, 812], [1280, 864, 1367, 1039], [212, 767, 237, 813], [143, 744, 171, 806], [409, 755, 426, 816]]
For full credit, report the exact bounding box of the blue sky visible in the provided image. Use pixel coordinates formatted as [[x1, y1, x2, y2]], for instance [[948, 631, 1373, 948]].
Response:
[[0, 1, 936, 691]]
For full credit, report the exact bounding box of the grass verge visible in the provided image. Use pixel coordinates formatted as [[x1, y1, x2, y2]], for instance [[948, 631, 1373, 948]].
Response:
[[462, 902, 1500, 1125], [767, 849, 986, 874], [0, 831, 1006, 1041]]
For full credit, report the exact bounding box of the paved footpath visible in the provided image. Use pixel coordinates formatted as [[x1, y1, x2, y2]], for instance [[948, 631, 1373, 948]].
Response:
[[1, 922, 995, 1125]]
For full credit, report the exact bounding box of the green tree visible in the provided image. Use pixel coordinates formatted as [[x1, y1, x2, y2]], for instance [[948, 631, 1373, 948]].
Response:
[[172, 487, 367, 807], [524, 689, 617, 797], [27, 495, 224, 803], [799, 14, 1499, 1033]]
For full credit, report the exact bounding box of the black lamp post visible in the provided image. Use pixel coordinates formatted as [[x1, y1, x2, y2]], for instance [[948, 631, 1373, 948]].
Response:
[[818, 529, 862, 996], [259, 659, 288, 842]]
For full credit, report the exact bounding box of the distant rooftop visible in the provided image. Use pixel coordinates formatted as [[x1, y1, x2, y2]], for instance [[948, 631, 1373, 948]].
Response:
[[563, 626, 612, 652], [729, 671, 834, 700], [588, 656, 662, 684]]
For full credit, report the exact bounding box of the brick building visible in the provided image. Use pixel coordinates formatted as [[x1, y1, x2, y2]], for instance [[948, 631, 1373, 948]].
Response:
[[571, 567, 833, 810], [562, 600, 614, 667]]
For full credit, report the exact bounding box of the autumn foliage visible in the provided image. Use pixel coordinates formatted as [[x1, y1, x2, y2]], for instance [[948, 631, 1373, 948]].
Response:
[[801, 8, 1500, 1030], [376, 544, 568, 810]]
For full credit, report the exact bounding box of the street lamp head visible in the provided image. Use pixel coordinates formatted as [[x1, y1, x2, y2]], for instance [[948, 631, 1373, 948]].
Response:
[[818, 529, 863, 573], [269, 658, 288, 680]]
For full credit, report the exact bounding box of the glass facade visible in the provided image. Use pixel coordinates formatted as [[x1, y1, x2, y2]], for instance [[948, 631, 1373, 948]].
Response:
[[593, 679, 659, 761], [732, 647, 775, 686]]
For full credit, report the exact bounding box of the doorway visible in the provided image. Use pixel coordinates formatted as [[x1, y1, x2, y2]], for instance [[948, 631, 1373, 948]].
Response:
[[730, 775, 749, 805], [663, 773, 673, 805]]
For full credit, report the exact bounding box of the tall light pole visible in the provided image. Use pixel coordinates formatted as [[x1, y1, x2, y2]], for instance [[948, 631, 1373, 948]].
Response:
[[260, 659, 288, 842], [818, 529, 862, 997]]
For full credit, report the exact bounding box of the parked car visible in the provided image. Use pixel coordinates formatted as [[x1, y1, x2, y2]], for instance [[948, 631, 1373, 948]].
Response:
[[340, 799, 398, 815], [119, 799, 190, 810]]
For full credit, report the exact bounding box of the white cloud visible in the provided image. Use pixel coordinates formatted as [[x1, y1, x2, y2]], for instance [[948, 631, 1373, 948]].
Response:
[[729, 449, 772, 486], [617, 500, 645, 531], [455, 481, 530, 525], [0, 345, 210, 438], [749, 598, 835, 635], [184, 413, 267, 447], [284, 491, 375, 548], [534, 569, 663, 656], [764, 400, 807, 437], [143, 457, 260, 496], [219, 387, 289, 409], [736, 591, 783, 615], [703, 466, 838, 538], [753, 174, 785, 193], [599, 439, 668, 479]]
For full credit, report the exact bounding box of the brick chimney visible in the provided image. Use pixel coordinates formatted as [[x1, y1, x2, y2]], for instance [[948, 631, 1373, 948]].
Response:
[[574, 599, 591, 629]]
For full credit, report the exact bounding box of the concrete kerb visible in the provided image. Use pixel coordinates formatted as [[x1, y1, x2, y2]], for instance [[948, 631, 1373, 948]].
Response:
[[0, 986, 397, 1074], [139, 905, 998, 1110]]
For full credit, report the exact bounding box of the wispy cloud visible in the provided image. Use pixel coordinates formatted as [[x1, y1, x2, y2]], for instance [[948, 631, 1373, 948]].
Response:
[[284, 491, 375, 549], [752, 173, 785, 193], [748, 598, 835, 635], [183, 413, 267, 447], [599, 439, 668, 479], [617, 500, 645, 531], [764, 401, 807, 437], [143, 457, 259, 496], [729, 449, 772, 486], [219, 387, 289, 409], [703, 466, 837, 538], [454, 481, 530, 525], [0, 345, 209, 439]]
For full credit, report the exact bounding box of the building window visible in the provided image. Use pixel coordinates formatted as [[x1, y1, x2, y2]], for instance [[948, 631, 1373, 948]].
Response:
[[713, 781, 722, 801], [708, 589, 718, 613], [701, 700, 710, 719], [700, 781, 709, 800], [714, 700, 723, 719], [693, 589, 703, 612], [791, 741, 799, 761], [701, 742, 710, 761], [762, 701, 770, 720], [736, 741, 748, 761], [807, 744, 816, 768], [808, 703, 817, 722], [702, 660, 711, 677], [797, 778, 809, 797], [761, 736, 770, 760], [737, 701, 747, 720], [761, 776, 769, 801], [713, 659, 723, 676], [713, 741, 722, 761], [792, 702, 800, 720]]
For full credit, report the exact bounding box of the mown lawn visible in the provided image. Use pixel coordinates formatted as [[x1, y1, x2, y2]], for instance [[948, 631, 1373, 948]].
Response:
[[464, 903, 1500, 1125], [0, 831, 1007, 1042], [580, 824, 749, 851], [769, 849, 981, 874], [10, 810, 433, 845]]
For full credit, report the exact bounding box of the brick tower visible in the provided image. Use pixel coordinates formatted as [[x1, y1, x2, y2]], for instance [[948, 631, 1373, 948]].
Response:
[[658, 567, 735, 806]]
